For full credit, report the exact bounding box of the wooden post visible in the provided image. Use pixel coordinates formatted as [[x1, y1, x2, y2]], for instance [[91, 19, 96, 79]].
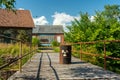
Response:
[[29, 43, 32, 62], [19, 41, 22, 72], [104, 41, 106, 70], [80, 43, 82, 61]]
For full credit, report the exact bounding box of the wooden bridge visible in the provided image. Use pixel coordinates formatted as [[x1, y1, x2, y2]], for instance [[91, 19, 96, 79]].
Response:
[[8, 52, 120, 80], [1, 35, 120, 80]]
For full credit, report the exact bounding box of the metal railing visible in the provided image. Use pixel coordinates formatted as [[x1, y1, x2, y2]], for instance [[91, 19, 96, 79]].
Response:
[[0, 34, 37, 72], [65, 40, 120, 70]]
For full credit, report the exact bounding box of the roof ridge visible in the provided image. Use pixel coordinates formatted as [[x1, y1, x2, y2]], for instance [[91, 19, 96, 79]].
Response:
[[33, 25, 64, 34]]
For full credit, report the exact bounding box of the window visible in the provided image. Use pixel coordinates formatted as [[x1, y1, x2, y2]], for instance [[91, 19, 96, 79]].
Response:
[[57, 36, 61, 42]]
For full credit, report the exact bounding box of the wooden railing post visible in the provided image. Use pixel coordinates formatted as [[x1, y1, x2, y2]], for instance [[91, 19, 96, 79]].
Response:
[[104, 41, 106, 70], [19, 41, 22, 72], [80, 43, 82, 60], [29, 43, 32, 62]]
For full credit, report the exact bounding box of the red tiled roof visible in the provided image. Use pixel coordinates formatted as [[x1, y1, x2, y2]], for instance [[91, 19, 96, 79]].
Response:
[[0, 9, 34, 28]]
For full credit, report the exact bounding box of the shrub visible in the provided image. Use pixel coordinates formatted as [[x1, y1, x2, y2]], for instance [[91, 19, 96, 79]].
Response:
[[32, 37, 40, 47], [51, 40, 60, 47], [53, 47, 60, 52]]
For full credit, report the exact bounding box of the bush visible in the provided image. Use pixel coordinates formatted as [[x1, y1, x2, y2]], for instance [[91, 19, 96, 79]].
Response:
[[51, 40, 60, 47], [53, 47, 60, 52], [32, 37, 40, 47]]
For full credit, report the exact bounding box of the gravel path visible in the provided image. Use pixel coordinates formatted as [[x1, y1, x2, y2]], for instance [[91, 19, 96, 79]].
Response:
[[8, 52, 120, 80]]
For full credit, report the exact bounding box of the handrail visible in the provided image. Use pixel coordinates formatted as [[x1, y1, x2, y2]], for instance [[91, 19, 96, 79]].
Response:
[[0, 34, 33, 72], [69, 40, 120, 70], [77, 40, 120, 44], [0, 49, 37, 70], [106, 56, 120, 60], [72, 50, 103, 57]]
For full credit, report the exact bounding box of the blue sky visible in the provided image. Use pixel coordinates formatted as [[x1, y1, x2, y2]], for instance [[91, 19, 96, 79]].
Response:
[[15, 0, 120, 26]]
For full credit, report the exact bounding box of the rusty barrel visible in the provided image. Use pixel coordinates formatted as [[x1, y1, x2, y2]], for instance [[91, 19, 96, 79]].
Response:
[[60, 45, 71, 64]]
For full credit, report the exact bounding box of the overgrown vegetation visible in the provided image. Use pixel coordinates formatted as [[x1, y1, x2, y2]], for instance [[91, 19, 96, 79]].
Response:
[[65, 5, 120, 73], [0, 43, 33, 66], [51, 40, 60, 47], [0, 43, 35, 79], [53, 47, 60, 52], [32, 37, 40, 47], [51, 40, 60, 52]]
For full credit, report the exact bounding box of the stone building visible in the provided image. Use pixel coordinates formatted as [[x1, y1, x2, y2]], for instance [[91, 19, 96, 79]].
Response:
[[0, 9, 34, 43]]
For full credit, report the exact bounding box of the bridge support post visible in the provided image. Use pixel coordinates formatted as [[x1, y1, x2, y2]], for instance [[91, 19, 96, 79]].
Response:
[[104, 41, 106, 70], [29, 43, 32, 62], [19, 41, 22, 72], [80, 43, 82, 61]]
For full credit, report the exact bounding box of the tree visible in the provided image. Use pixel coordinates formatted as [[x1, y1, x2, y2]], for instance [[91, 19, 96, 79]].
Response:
[[102, 5, 120, 19], [65, 5, 120, 42], [102, 5, 120, 40], [0, 0, 16, 10], [93, 5, 120, 40], [65, 12, 93, 42], [65, 4, 120, 73]]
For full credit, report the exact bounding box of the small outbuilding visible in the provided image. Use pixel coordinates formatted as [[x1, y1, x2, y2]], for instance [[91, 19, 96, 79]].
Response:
[[0, 9, 34, 43], [32, 25, 64, 46]]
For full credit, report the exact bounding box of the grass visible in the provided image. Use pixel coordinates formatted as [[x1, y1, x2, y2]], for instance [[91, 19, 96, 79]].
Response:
[[0, 43, 35, 69], [0, 43, 36, 79]]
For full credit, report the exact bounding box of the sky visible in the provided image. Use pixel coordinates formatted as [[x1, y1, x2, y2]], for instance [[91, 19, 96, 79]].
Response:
[[15, 0, 120, 28]]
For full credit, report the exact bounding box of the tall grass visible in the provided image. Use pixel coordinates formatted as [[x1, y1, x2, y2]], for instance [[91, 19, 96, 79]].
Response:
[[0, 43, 36, 79], [0, 43, 33, 68]]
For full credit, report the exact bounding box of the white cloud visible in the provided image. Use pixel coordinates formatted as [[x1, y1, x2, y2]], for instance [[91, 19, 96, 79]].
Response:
[[52, 12, 80, 31], [18, 8, 24, 10], [90, 16, 95, 22], [52, 12, 73, 25], [33, 16, 49, 25]]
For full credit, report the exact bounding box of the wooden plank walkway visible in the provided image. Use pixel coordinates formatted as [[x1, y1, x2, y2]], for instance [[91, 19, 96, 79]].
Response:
[[8, 52, 120, 80]]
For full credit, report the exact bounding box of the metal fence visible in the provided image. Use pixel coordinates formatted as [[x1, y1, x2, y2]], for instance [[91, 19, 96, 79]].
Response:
[[0, 34, 37, 79], [65, 40, 120, 70]]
